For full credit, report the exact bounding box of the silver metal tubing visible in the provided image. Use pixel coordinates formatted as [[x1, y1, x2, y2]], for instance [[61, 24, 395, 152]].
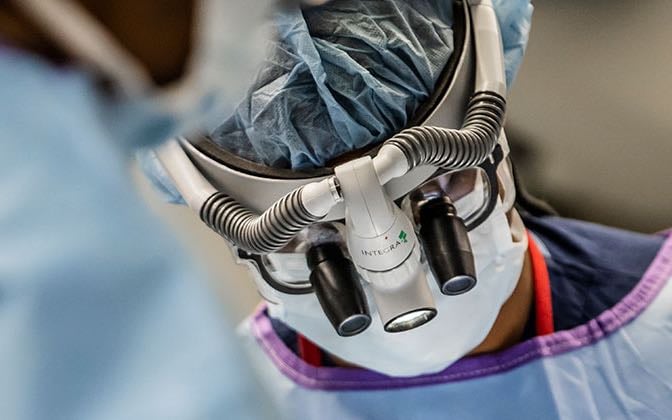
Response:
[[200, 188, 323, 253], [385, 91, 505, 171]]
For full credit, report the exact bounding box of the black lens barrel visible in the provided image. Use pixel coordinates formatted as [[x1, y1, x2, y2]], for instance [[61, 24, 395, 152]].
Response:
[[306, 243, 371, 336], [418, 197, 477, 295]]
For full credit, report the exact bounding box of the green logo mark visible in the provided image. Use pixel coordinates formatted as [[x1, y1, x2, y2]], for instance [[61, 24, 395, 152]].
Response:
[[398, 230, 408, 243]]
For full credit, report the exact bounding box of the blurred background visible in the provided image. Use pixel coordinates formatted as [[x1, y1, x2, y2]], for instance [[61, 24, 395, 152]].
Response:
[[507, 0, 671, 233], [135, 0, 672, 320]]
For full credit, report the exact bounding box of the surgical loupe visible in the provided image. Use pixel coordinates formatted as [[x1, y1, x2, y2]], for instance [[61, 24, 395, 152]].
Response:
[[155, 0, 514, 336]]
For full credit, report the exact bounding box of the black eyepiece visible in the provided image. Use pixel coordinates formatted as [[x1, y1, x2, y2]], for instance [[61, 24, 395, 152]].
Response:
[[307, 243, 371, 336], [418, 197, 477, 295]]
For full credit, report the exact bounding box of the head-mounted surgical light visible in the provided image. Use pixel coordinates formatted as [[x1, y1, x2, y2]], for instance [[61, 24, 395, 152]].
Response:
[[155, 0, 509, 336], [335, 156, 438, 332]]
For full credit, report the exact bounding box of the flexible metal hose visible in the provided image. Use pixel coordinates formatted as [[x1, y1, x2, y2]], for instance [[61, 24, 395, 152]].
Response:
[[198, 91, 504, 254], [200, 188, 323, 253], [387, 91, 505, 170]]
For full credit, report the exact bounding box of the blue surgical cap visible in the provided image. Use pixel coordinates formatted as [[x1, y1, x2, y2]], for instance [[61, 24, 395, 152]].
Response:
[[212, 0, 533, 170]]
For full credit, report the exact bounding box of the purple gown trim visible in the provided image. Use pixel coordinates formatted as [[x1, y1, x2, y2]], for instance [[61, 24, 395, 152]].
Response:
[[250, 236, 672, 391]]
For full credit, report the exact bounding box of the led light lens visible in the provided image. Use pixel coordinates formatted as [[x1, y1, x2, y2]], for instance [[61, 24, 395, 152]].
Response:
[[384, 308, 437, 333], [365, 246, 438, 333]]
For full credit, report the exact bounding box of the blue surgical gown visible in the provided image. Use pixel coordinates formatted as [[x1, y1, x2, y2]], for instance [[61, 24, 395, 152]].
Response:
[[0, 48, 270, 419]]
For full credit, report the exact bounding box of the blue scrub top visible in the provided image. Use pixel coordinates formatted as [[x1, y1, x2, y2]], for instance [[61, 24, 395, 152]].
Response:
[[525, 215, 665, 331]]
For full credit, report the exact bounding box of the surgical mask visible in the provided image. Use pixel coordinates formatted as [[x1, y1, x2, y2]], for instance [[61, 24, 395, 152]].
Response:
[[13, 0, 270, 147], [260, 182, 527, 377]]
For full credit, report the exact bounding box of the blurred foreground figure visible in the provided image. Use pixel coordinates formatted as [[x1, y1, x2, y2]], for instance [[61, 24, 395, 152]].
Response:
[[149, 0, 672, 418], [0, 0, 272, 419]]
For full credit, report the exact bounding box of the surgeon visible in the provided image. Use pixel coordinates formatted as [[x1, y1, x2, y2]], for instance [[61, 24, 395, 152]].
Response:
[[147, 0, 672, 418], [0, 0, 275, 419]]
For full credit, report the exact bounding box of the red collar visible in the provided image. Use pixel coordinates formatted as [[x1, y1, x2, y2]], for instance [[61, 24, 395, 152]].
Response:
[[527, 231, 555, 336], [297, 333, 323, 367], [298, 231, 555, 366]]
